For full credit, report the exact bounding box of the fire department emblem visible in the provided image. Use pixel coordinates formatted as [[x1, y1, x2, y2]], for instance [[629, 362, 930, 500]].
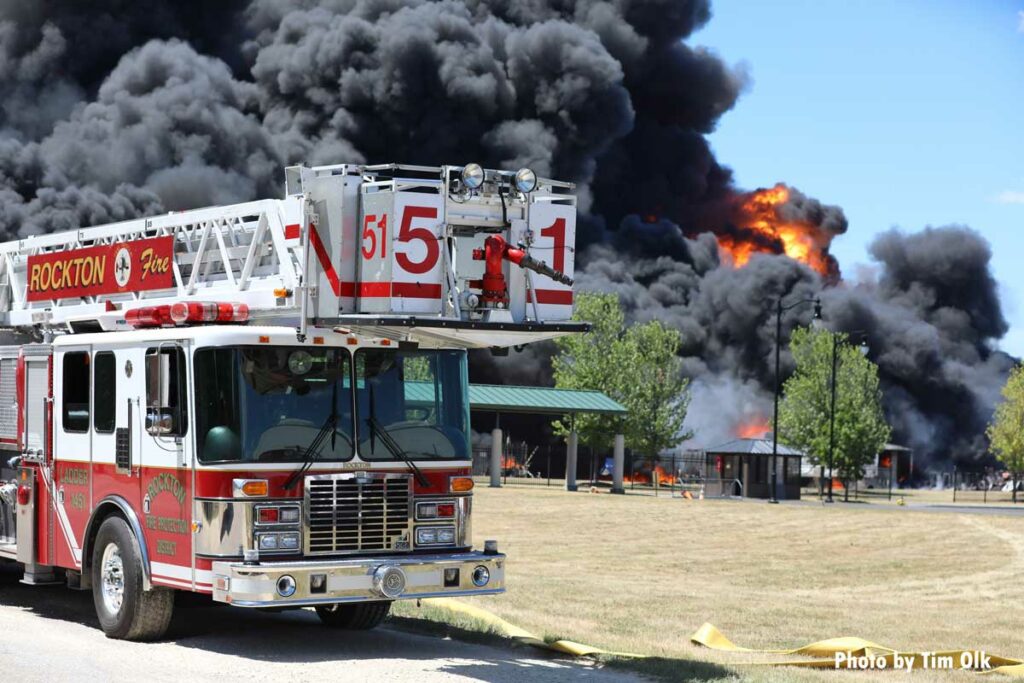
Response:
[[113, 247, 131, 287]]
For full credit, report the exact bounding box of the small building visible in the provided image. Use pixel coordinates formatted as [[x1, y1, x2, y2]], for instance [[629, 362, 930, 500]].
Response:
[[704, 438, 804, 500], [862, 443, 914, 489]]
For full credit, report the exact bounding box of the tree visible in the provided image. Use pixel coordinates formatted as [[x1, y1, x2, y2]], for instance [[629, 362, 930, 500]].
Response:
[[778, 327, 891, 500], [619, 319, 693, 458], [987, 364, 1024, 503], [551, 293, 629, 450], [552, 292, 692, 457]]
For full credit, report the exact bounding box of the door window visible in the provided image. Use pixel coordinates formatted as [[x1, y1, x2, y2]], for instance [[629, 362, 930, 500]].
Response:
[[62, 352, 90, 433], [94, 352, 116, 433]]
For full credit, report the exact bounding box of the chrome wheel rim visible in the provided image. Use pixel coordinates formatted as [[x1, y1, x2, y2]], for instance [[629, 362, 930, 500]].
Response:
[[100, 542, 125, 615]]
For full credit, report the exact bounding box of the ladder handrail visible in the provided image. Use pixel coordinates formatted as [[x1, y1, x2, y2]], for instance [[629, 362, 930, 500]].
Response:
[[0, 197, 307, 328]]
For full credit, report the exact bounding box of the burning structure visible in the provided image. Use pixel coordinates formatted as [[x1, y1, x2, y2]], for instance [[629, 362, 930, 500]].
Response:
[[715, 184, 843, 280], [0, 0, 1012, 471]]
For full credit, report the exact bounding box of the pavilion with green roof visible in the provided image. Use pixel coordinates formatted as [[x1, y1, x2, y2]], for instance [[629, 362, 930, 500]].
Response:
[[406, 382, 628, 493]]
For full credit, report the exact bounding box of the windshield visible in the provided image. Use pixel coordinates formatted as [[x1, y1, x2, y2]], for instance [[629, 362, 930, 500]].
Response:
[[355, 348, 470, 461], [194, 346, 354, 464]]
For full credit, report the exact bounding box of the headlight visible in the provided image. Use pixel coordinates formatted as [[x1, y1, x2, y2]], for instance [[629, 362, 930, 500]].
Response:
[[257, 531, 300, 552], [461, 163, 484, 190], [514, 167, 537, 193], [416, 526, 456, 546]]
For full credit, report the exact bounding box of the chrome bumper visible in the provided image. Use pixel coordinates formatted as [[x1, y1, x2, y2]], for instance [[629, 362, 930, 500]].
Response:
[[211, 551, 505, 607]]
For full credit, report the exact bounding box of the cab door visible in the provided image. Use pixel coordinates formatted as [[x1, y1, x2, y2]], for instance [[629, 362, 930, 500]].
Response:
[[140, 343, 193, 587], [53, 346, 92, 569], [90, 346, 144, 554]]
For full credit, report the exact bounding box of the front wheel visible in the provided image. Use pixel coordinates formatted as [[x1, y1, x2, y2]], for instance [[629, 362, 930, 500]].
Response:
[[315, 601, 391, 630], [91, 516, 174, 640]]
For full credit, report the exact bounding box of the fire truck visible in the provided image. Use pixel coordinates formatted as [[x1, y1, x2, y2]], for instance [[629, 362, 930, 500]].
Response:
[[0, 162, 582, 640]]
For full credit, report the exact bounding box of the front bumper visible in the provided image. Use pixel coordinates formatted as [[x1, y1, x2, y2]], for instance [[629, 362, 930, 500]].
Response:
[[211, 551, 505, 607]]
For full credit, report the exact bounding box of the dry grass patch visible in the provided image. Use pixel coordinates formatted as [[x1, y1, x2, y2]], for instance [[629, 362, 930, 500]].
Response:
[[394, 486, 1024, 681]]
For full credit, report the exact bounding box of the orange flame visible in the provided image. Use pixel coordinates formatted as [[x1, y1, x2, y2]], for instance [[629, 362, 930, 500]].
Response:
[[622, 464, 675, 486], [736, 419, 771, 439], [717, 184, 832, 276]]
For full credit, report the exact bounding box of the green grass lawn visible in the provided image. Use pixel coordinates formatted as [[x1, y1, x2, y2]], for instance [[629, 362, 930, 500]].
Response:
[[394, 485, 1024, 681]]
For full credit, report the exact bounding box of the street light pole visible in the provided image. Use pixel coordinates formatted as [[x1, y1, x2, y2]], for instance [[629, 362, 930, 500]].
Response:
[[771, 295, 821, 504], [823, 327, 869, 503], [771, 299, 782, 504], [826, 334, 839, 503]]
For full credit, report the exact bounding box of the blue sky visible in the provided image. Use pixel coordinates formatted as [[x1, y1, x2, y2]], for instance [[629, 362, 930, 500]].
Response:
[[694, 1, 1024, 353]]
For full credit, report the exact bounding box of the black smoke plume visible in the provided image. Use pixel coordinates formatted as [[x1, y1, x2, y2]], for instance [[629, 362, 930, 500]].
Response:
[[0, 1, 1010, 468]]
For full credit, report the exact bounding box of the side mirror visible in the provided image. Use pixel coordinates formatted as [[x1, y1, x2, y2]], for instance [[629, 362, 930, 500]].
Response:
[[146, 409, 174, 436], [145, 348, 179, 436], [146, 352, 171, 405]]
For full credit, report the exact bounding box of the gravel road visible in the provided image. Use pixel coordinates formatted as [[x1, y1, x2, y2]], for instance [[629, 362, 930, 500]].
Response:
[[0, 565, 639, 682]]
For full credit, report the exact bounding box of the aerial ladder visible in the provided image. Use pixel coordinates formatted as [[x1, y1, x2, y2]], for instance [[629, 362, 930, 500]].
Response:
[[0, 162, 585, 348]]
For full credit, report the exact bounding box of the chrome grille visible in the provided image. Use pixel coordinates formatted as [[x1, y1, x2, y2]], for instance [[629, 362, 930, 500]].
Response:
[[304, 473, 412, 555]]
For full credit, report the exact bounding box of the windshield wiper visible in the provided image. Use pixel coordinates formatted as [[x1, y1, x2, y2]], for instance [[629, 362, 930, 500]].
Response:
[[282, 413, 337, 490], [283, 379, 339, 490], [365, 416, 430, 488]]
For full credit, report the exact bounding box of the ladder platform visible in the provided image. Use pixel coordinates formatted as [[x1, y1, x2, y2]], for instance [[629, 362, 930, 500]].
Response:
[[329, 315, 591, 349]]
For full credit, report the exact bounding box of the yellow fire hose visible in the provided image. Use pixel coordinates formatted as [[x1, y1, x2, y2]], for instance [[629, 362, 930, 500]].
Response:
[[421, 598, 646, 658], [422, 598, 1024, 676], [691, 623, 1024, 675]]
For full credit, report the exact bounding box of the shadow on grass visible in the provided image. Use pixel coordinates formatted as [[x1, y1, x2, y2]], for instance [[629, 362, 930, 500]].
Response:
[[390, 615, 736, 682], [609, 655, 738, 682]]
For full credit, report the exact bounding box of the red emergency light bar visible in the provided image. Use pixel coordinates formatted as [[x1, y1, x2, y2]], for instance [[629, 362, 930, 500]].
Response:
[[125, 302, 249, 328]]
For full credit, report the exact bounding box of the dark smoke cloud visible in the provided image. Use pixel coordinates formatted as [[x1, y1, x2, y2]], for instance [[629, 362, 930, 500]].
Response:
[[0, 0, 1010, 469], [249, 0, 635, 195], [1, 1, 250, 85], [821, 227, 1014, 463], [0, 39, 279, 237], [40, 40, 279, 207]]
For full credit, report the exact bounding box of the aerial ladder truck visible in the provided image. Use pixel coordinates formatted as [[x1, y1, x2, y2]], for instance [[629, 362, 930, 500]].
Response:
[[0, 162, 583, 640]]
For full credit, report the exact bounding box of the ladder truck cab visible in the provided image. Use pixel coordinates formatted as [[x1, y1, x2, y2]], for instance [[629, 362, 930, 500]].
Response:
[[0, 162, 584, 640]]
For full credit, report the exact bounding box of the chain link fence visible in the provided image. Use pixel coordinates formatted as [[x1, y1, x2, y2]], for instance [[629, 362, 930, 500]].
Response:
[[476, 438, 1023, 506], [474, 441, 744, 498]]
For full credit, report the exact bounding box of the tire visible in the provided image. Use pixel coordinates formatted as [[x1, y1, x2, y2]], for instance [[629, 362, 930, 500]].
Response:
[[315, 601, 392, 630], [91, 516, 174, 641]]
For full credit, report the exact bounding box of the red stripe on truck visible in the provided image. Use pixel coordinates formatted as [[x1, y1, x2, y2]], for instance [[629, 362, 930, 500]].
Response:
[[527, 289, 573, 305]]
